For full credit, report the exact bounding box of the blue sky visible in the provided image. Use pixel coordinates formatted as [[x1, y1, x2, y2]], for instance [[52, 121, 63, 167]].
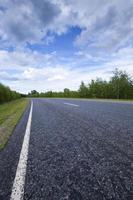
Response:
[[0, 0, 133, 93], [27, 27, 81, 54]]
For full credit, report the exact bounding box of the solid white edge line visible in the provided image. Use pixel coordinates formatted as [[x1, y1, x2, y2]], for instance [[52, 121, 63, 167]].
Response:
[[64, 102, 79, 107], [10, 100, 33, 200]]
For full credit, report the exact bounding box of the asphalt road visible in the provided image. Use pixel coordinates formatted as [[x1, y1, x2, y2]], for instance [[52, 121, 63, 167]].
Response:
[[0, 98, 133, 200]]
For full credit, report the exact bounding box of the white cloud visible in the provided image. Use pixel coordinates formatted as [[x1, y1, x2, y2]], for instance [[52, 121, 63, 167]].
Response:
[[21, 67, 69, 81], [0, 0, 61, 44], [0, 0, 133, 93], [0, 0, 133, 51], [0, 49, 58, 71], [0, 46, 133, 93]]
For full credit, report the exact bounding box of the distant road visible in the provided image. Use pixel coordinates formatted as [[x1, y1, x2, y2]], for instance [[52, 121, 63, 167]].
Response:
[[0, 98, 133, 200]]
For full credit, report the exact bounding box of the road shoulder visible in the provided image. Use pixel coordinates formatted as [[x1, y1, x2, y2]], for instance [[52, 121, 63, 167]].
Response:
[[0, 102, 31, 200]]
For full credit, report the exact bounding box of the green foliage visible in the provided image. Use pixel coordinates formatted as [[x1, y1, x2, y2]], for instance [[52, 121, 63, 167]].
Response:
[[29, 90, 39, 96], [0, 99, 29, 150], [28, 69, 133, 99], [87, 69, 133, 99], [79, 81, 89, 98], [89, 79, 108, 98], [109, 69, 133, 99], [0, 83, 21, 104], [64, 88, 70, 97]]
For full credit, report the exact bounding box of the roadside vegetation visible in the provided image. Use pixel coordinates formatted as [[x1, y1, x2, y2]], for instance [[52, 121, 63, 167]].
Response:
[[28, 69, 133, 100], [0, 99, 29, 150], [0, 83, 22, 104]]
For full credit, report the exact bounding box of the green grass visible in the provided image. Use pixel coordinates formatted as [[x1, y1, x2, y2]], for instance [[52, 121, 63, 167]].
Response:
[[0, 98, 29, 150]]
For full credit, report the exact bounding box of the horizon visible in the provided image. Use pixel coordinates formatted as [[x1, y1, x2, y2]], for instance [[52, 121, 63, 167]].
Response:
[[0, 0, 133, 93]]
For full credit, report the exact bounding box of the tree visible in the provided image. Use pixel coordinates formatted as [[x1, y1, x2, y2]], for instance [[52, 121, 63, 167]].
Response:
[[110, 68, 133, 99], [26, 68, 133, 100], [89, 79, 108, 98], [64, 88, 70, 97], [28, 90, 39, 97], [78, 81, 89, 98], [0, 83, 21, 104]]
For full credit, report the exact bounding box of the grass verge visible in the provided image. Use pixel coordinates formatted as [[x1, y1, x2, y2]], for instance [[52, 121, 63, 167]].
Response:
[[0, 98, 29, 150]]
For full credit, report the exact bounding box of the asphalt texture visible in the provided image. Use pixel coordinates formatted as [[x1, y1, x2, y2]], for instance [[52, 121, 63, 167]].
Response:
[[0, 99, 133, 200]]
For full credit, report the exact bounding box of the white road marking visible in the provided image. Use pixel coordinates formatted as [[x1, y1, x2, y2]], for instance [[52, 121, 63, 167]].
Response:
[[64, 102, 79, 107], [10, 101, 33, 200]]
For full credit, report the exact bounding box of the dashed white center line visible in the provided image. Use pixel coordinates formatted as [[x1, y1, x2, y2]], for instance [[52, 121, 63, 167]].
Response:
[[10, 101, 33, 200], [64, 102, 79, 107]]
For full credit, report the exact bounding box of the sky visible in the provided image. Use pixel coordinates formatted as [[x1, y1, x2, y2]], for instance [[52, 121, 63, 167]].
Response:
[[0, 0, 133, 94]]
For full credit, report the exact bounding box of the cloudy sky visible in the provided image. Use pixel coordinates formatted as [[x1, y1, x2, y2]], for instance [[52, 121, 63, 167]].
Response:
[[0, 0, 133, 93]]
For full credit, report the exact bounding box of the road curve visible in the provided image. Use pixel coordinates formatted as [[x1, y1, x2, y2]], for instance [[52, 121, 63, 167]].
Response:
[[0, 98, 133, 200]]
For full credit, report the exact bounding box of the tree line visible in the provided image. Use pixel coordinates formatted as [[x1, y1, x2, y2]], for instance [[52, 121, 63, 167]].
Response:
[[0, 83, 21, 104], [28, 69, 133, 99]]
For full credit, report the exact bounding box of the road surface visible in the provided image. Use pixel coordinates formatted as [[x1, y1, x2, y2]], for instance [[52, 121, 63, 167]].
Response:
[[0, 98, 133, 200]]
